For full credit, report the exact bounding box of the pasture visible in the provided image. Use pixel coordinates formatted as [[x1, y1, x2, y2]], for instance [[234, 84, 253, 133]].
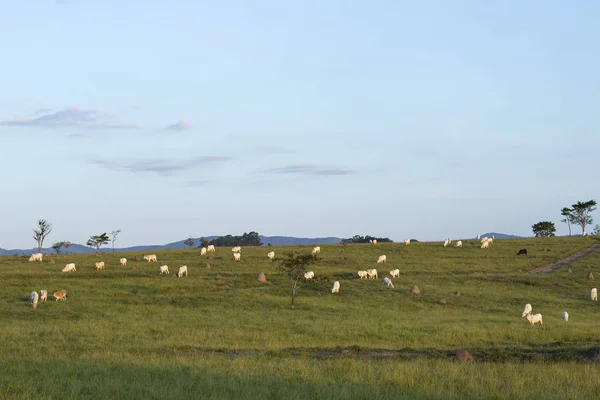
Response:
[[1, 236, 599, 399]]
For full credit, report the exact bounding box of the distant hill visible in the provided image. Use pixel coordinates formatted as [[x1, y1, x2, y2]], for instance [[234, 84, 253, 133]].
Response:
[[478, 232, 522, 239], [0, 235, 343, 256]]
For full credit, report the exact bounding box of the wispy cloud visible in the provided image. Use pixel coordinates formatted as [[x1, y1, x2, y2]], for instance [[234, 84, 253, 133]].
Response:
[[89, 156, 231, 176], [165, 120, 194, 132], [255, 146, 295, 154], [0, 107, 142, 130], [259, 163, 355, 176]]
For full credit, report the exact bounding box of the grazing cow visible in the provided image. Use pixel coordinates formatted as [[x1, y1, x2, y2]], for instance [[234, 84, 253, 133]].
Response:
[[304, 271, 315, 280], [562, 311, 569, 322], [591, 288, 598, 301], [454, 240, 463, 248], [62, 263, 76, 272], [30, 291, 39, 308], [377, 255, 386, 263], [267, 251, 275, 260], [390, 269, 400, 278], [53, 290, 67, 301], [383, 277, 394, 288], [178, 265, 188, 277], [312, 246, 321, 254], [357, 270, 368, 279], [200, 247, 207, 256], [159, 265, 169, 275], [39, 290, 48, 302], [525, 312, 543, 325], [331, 281, 340, 293], [517, 249, 527, 256], [207, 245, 216, 252], [233, 252, 241, 261], [29, 253, 43, 262], [95, 261, 105, 270], [120, 258, 127, 266]]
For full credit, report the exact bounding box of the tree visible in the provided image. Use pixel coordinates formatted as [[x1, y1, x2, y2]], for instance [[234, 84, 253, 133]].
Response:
[[183, 237, 196, 248], [592, 224, 600, 236], [87, 233, 110, 253], [51, 242, 64, 254], [340, 234, 393, 244], [560, 207, 573, 236], [532, 221, 556, 237], [63, 241, 72, 254], [210, 232, 263, 247], [569, 200, 597, 235], [200, 237, 210, 248], [109, 229, 121, 253], [33, 219, 52, 252], [278, 252, 318, 309]]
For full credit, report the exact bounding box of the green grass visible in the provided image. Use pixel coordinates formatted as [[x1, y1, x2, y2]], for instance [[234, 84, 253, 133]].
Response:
[[1, 237, 599, 399]]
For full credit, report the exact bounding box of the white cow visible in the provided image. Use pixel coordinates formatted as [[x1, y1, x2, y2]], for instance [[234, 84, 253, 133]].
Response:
[[525, 313, 543, 325], [367, 269, 378, 279], [120, 258, 127, 266], [29, 253, 43, 262], [304, 271, 315, 280], [178, 265, 188, 277], [481, 237, 488, 243], [95, 261, 105, 270], [454, 240, 463, 248], [562, 311, 569, 322], [312, 246, 321, 254], [591, 288, 598, 301], [357, 270, 368, 279], [443, 239, 449, 247], [522, 303, 532, 318], [383, 277, 394, 288], [232, 246, 241, 252], [404, 239, 410, 245], [481, 241, 490, 249], [233, 252, 241, 261], [200, 247, 207, 255], [144, 254, 158, 262], [331, 281, 340, 293], [62, 263, 76, 272], [159, 265, 169, 275], [372, 239, 377, 244], [390, 269, 400, 278], [267, 251, 275, 260], [377, 255, 386, 263], [39, 290, 48, 302], [207, 245, 216, 252], [30, 291, 39, 308]]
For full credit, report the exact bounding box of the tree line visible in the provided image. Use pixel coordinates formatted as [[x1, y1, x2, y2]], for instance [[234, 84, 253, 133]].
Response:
[[340, 235, 393, 244], [532, 199, 597, 237]]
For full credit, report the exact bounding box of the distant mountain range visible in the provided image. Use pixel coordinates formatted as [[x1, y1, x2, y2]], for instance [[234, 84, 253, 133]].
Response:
[[0, 235, 344, 256], [0, 232, 523, 256]]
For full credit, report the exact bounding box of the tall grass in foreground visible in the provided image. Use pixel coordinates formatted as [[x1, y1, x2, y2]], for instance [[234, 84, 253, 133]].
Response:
[[1, 236, 599, 398]]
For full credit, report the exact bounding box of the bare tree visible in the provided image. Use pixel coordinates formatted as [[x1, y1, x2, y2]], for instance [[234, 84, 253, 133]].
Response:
[[109, 229, 121, 253], [33, 219, 52, 253], [560, 207, 573, 236]]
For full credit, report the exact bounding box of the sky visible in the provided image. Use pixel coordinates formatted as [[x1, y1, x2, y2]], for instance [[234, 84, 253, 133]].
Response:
[[1, 0, 599, 249]]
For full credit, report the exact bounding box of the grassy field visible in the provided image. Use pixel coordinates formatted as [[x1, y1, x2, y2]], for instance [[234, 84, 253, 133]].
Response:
[[1, 236, 599, 399]]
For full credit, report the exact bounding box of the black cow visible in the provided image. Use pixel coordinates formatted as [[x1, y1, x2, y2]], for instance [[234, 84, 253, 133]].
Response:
[[517, 248, 528, 256]]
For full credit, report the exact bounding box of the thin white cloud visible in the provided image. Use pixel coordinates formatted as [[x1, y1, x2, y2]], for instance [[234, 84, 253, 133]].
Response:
[[90, 156, 232, 176], [0, 107, 142, 130], [165, 120, 194, 132]]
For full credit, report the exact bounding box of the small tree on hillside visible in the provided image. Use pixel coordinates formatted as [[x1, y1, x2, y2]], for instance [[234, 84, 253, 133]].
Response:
[[568, 200, 597, 235], [532, 221, 556, 237], [109, 229, 121, 253], [51, 242, 64, 254], [199, 237, 210, 248], [63, 241, 72, 254], [560, 207, 573, 236], [33, 219, 52, 252], [87, 233, 110, 254], [592, 224, 600, 236], [278, 253, 318, 309], [184, 237, 195, 248]]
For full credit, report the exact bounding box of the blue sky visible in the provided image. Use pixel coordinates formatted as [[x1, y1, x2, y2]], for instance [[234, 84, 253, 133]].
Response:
[[1, 0, 598, 248]]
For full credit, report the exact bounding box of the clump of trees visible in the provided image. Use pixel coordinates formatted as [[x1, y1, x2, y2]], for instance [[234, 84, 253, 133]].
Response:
[[560, 200, 597, 235], [183, 237, 196, 247], [532, 221, 556, 237], [340, 235, 393, 244], [210, 232, 262, 247]]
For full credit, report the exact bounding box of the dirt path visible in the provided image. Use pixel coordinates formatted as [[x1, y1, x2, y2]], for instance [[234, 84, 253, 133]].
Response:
[[529, 242, 600, 274]]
